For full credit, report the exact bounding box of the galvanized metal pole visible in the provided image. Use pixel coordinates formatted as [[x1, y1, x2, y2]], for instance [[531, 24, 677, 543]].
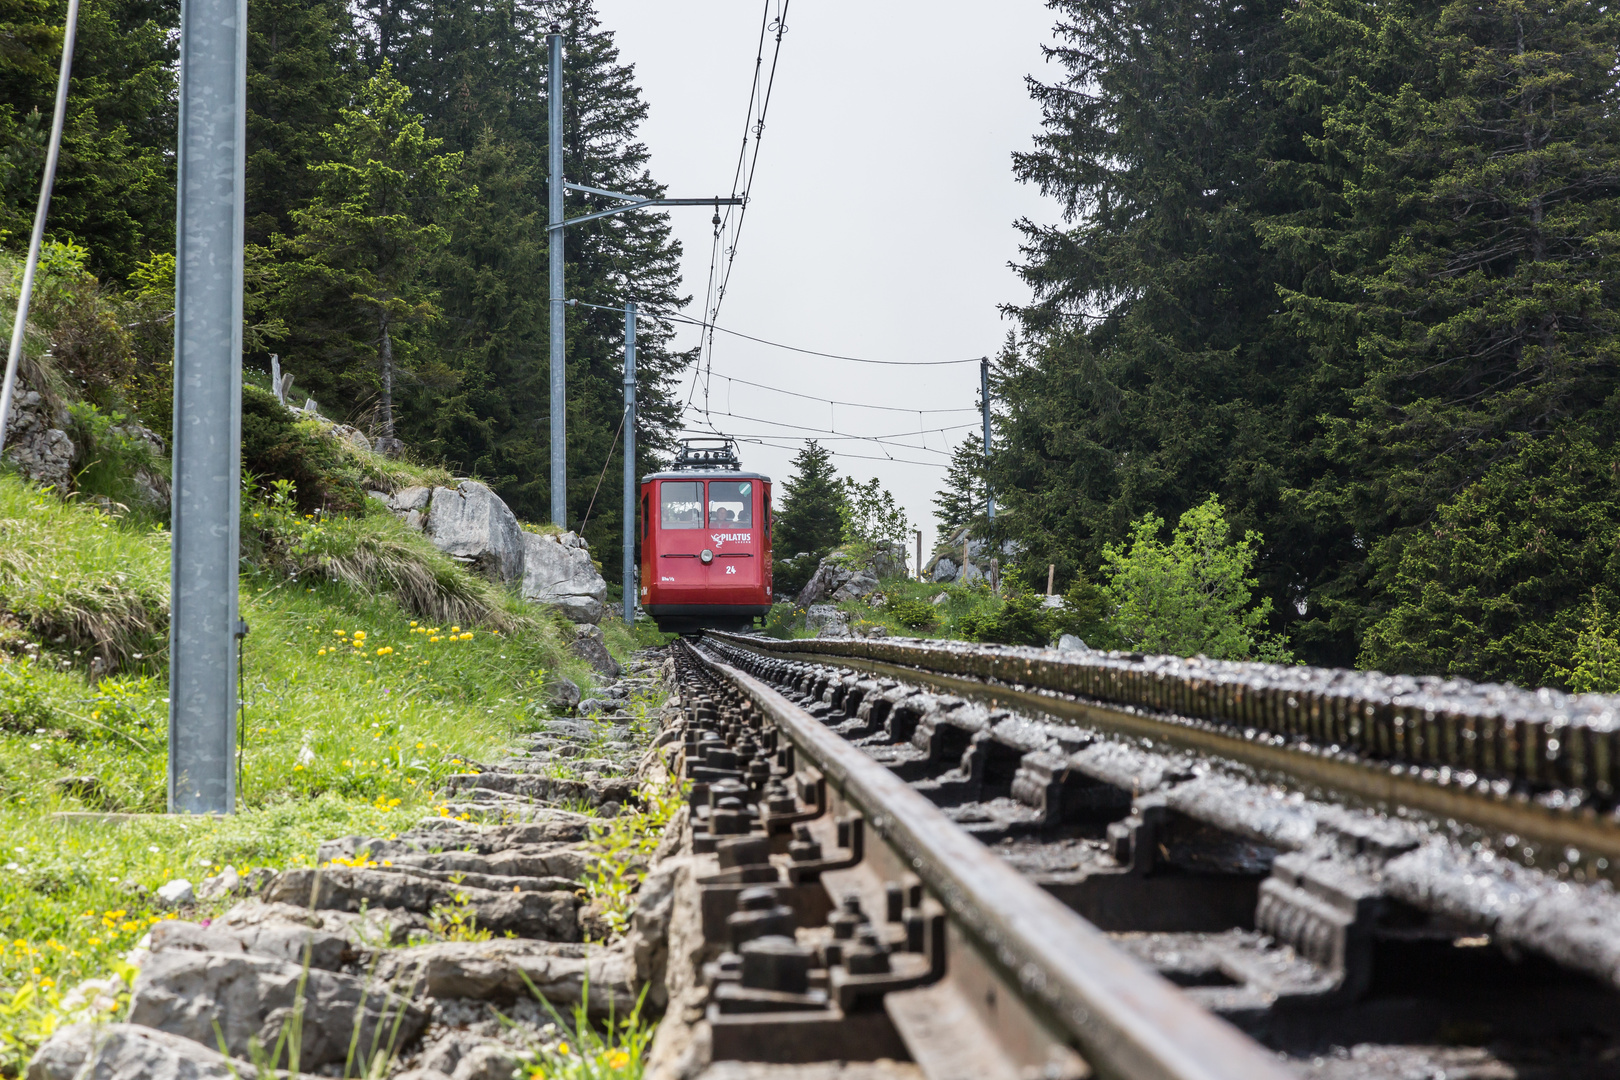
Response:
[[0, 0, 79, 457], [169, 0, 246, 813], [980, 356, 994, 523], [622, 302, 636, 623], [547, 31, 567, 527]]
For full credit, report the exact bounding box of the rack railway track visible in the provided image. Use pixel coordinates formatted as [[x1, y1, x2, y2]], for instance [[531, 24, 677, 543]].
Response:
[[668, 632, 1620, 1080]]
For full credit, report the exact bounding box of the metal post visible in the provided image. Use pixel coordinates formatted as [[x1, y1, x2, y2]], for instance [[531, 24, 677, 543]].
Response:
[[548, 30, 567, 527], [623, 302, 636, 624], [169, 0, 246, 813], [0, 0, 80, 457], [981, 356, 994, 523]]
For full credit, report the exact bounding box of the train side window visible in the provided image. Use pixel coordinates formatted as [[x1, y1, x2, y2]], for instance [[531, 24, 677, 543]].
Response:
[[641, 495, 650, 539], [707, 480, 753, 527], [660, 481, 704, 529]]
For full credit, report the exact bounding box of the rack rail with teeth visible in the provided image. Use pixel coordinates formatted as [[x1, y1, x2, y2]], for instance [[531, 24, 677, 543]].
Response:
[[671, 634, 1620, 1080]]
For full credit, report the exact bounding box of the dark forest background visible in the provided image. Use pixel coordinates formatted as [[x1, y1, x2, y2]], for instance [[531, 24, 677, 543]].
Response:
[[5, 0, 1620, 685], [0, 0, 687, 555], [979, 0, 1620, 686]]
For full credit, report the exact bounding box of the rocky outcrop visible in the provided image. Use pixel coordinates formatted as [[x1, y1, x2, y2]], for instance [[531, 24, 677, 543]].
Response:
[[925, 526, 1022, 585], [3, 391, 73, 490], [423, 481, 525, 584], [795, 543, 907, 606], [521, 531, 608, 624]]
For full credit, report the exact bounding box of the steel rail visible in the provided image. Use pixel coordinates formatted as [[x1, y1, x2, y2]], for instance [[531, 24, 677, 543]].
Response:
[[685, 640, 1297, 1080], [707, 632, 1620, 866]]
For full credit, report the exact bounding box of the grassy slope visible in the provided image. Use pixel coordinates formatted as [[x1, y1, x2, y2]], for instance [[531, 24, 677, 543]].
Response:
[[0, 473, 651, 1070]]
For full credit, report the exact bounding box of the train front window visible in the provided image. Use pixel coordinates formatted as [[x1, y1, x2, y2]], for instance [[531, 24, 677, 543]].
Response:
[[660, 482, 704, 529], [707, 481, 753, 527]]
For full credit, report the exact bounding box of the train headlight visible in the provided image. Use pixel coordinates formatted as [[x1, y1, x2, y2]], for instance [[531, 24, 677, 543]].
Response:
[[700, 549, 714, 564]]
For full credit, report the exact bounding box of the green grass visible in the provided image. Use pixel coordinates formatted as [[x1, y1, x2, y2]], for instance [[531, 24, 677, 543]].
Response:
[[0, 471, 657, 1074], [766, 576, 1002, 641]]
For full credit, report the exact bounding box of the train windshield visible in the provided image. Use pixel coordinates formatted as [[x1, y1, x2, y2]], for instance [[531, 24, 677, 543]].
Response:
[[660, 481, 705, 529], [707, 481, 753, 527]]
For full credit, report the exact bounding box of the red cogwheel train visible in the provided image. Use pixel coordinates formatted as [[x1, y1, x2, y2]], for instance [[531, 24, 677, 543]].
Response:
[[638, 438, 773, 633]]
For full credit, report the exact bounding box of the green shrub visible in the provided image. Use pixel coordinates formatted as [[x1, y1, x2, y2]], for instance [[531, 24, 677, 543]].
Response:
[[1101, 495, 1290, 662], [241, 385, 364, 513], [66, 403, 168, 517], [892, 597, 938, 629]]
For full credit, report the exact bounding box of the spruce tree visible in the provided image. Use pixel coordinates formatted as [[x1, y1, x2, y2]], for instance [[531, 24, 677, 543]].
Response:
[[775, 441, 843, 560], [933, 437, 987, 540], [354, 0, 692, 545], [245, 0, 360, 247], [276, 65, 465, 444], [0, 0, 178, 278], [1268, 0, 1620, 666], [997, 0, 1320, 648]]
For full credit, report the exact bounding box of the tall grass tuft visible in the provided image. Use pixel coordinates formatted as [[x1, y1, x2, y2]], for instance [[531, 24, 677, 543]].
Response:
[[0, 479, 168, 672]]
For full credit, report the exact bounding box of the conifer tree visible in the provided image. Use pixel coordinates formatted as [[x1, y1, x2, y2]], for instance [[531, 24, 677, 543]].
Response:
[[1265, 0, 1620, 665], [996, 0, 1319, 649], [775, 441, 843, 560], [276, 65, 465, 445], [933, 438, 987, 540], [245, 0, 360, 246], [352, 0, 692, 542]]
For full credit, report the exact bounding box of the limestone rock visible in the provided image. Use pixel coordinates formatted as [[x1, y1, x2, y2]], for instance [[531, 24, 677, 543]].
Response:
[[148, 917, 354, 971], [424, 481, 525, 584], [930, 557, 958, 583], [128, 950, 427, 1070], [388, 485, 434, 532], [26, 1021, 305, 1080], [546, 675, 582, 714], [570, 624, 621, 679], [264, 866, 581, 940], [795, 544, 904, 605], [804, 605, 848, 639], [371, 938, 638, 1015], [156, 879, 194, 907], [521, 531, 608, 624], [3, 391, 73, 490], [1057, 634, 1089, 653]]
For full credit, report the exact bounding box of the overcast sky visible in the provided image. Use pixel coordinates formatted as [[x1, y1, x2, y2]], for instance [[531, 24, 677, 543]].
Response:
[[607, 1, 1061, 561]]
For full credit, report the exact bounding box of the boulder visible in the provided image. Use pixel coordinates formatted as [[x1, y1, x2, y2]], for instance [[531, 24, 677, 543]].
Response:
[[128, 950, 428, 1070], [1057, 634, 1090, 652], [423, 481, 525, 584], [546, 675, 582, 715], [26, 1022, 308, 1080], [521, 531, 608, 624], [804, 605, 848, 638], [569, 624, 621, 679], [388, 485, 434, 531], [931, 557, 958, 583]]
